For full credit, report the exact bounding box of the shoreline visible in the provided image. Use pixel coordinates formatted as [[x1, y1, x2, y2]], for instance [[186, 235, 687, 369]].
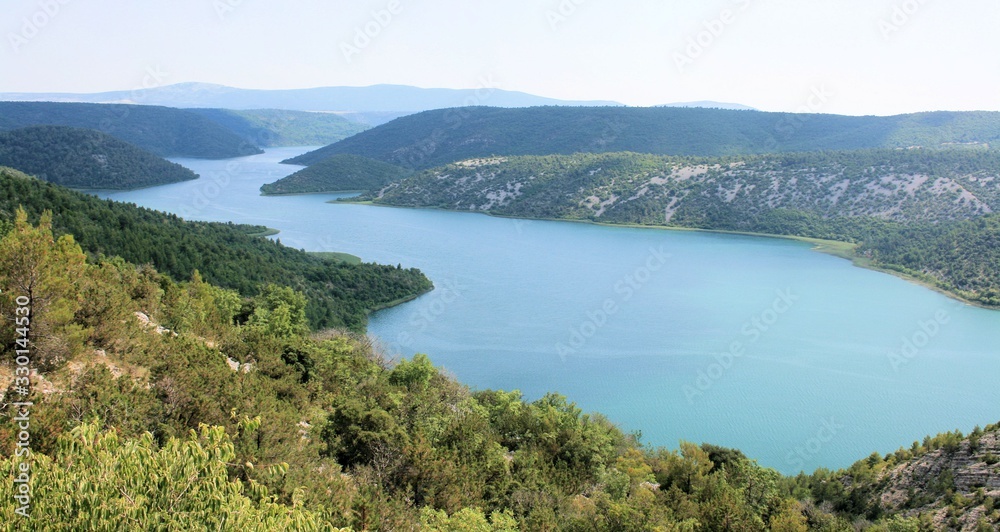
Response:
[[332, 198, 994, 311], [261, 189, 365, 197], [366, 284, 435, 316]]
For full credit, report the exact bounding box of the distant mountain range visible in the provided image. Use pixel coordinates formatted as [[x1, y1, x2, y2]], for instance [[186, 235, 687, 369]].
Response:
[[660, 101, 758, 111], [0, 83, 623, 125], [0, 102, 369, 158]]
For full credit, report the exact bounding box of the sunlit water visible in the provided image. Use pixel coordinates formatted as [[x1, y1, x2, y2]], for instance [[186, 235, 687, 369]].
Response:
[[93, 147, 1000, 474]]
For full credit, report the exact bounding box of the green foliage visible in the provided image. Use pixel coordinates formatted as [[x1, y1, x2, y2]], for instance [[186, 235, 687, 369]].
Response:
[[247, 284, 310, 339], [0, 208, 88, 369], [1, 188, 997, 531], [286, 106, 1000, 169], [261, 154, 410, 194], [421, 507, 519, 531], [857, 214, 1000, 307], [0, 101, 261, 158], [359, 150, 1000, 307], [362, 149, 1000, 224], [389, 353, 437, 390], [188, 108, 369, 148], [0, 167, 432, 330], [0, 422, 338, 530], [0, 126, 198, 189]]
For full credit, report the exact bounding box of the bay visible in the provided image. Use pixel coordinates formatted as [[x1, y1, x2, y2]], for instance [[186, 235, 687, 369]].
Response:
[[94, 147, 1000, 474]]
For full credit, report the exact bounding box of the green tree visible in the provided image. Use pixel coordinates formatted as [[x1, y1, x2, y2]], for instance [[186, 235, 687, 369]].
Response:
[[247, 284, 309, 339], [0, 208, 87, 369]]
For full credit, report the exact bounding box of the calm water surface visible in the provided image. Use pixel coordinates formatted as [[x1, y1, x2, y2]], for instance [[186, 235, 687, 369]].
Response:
[[95, 147, 1000, 474]]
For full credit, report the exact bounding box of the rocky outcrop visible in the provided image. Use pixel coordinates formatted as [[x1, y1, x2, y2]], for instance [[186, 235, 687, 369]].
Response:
[[874, 429, 1000, 530]]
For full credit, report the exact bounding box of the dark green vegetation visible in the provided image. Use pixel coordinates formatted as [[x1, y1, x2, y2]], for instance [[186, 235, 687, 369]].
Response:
[[1, 210, 997, 530], [0, 101, 261, 158], [187, 108, 369, 148], [0, 126, 197, 190], [358, 150, 1000, 308], [0, 167, 431, 330], [285, 106, 1000, 169], [261, 154, 410, 195], [857, 215, 1000, 306]]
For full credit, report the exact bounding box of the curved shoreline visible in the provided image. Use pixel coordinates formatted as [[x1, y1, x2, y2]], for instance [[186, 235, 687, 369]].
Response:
[[331, 198, 995, 311]]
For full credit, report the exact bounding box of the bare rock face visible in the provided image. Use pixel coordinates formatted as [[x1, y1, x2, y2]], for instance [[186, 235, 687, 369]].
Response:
[[875, 429, 1000, 530]]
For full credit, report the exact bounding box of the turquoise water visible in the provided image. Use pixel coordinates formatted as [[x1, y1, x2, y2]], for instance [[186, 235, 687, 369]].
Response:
[[94, 147, 1000, 475]]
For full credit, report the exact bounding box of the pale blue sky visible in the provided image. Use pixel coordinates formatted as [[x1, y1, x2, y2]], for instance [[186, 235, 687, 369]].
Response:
[[3, 0, 998, 115]]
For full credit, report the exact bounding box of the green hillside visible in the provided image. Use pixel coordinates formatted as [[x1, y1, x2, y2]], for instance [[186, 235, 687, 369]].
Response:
[[0, 167, 431, 330], [187, 108, 369, 147], [284, 106, 1000, 169], [0, 126, 198, 189], [358, 150, 1000, 307], [261, 154, 410, 195], [0, 207, 996, 530], [0, 101, 262, 158]]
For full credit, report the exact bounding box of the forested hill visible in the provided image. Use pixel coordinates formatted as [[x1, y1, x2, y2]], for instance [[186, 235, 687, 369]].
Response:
[[0, 101, 261, 158], [0, 126, 198, 190], [261, 154, 410, 195], [285, 106, 1000, 168], [0, 167, 431, 329], [360, 150, 1000, 307], [0, 200, 997, 529], [186, 108, 369, 147], [363, 150, 1000, 224]]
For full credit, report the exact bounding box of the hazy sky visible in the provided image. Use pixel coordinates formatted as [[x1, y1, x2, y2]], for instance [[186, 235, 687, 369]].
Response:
[[3, 0, 998, 115]]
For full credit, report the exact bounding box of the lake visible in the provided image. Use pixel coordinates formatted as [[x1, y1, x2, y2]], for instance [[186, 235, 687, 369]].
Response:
[[94, 147, 1000, 475]]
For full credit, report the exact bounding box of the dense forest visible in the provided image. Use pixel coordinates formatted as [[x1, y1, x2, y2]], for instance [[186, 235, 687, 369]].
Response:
[[261, 155, 410, 195], [0, 101, 261, 159], [0, 211, 996, 530], [359, 150, 1000, 223], [0, 126, 198, 190], [355, 150, 1000, 308], [285, 106, 1000, 169], [0, 167, 431, 330], [187, 108, 369, 148], [856, 214, 1000, 307]]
